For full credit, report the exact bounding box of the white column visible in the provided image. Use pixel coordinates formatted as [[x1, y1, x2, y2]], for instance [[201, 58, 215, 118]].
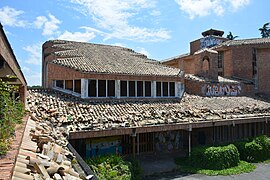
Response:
[[143, 81, 145, 97], [127, 81, 129, 97], [176, 82, 184, 98], [81, 79, 88, 98], [116, 80, 120, 98], [152, 81, 156, 98]]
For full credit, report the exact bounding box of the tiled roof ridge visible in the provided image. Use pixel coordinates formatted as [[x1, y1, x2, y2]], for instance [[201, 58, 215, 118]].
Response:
[[215, 37, 270, 48], [46, 39, 182, 77]]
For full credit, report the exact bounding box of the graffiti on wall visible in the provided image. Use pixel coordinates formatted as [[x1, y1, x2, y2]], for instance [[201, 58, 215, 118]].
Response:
[[154, 131, 182, 152], [200, 36, 223, 49], [202, 84, 241, 96], [86, 136, 122, 158]]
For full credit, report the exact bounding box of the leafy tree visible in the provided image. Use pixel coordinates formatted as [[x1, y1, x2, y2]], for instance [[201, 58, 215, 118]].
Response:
[[259, 22, 270, 38], [226, 32, 239, 40]]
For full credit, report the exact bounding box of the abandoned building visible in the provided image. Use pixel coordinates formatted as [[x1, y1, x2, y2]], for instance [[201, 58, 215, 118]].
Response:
[[163, 28, 270, 97], [36, 39, 270, 160], [0, 23, 27, 104], [42, 40, 185, 99]]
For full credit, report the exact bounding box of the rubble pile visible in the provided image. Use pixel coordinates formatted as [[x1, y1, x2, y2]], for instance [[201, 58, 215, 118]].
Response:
[[12, 117, 92, 179], [27, 89, 270, 133]]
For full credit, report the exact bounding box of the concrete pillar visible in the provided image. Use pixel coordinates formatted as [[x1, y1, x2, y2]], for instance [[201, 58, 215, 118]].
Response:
[[81, 79, 88, 98], [137, 133, 140, 155], [132, 136, 136, 157], [116, 80, 120, 98], [188, 124, 192, 157], [152, 81, 156, 98]]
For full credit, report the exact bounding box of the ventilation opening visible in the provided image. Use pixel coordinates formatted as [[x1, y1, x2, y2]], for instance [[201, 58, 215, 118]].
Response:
[[120, 81, 127, 97], [74, 80, 81, 94], [145, 81, 151, 97], [137, 81, 143, 97], [156, 82, 161, 97], [88, 79, 97, 97], [169, 82, 175, 97], [107, 80, 115, 97], [65, 80, 73, 91], [163, 82, 168, 97], [129, 81, 135, 97], [56, 80, 64, 88], [98, 80, 106, 97]]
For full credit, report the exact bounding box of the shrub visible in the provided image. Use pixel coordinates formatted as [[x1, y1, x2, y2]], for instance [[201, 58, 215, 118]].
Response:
[[234, 135, 270, 162], [190, 144, 240, 170], [125, 157, 143, 180], [244, 141, 263, 162], [254, 135, 270, 158], [234, 140, 248, 161], [0, 141, 8, 156], [86, 155, 133, 180]]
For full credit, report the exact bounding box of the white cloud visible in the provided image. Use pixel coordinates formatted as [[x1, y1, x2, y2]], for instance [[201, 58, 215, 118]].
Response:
[[34, 13, 61, 36], [0, 6, 27, 27], [175, 0, 250, 19], [22, 66, 41, 86], [226, 0, 250, 11], [112, 43, 126, 47], [70, 0, 170, 42], [23, 43, 42, 65], [137, 47, 150, 57], [150, 10, 161, 16], [58, 28, 96, 42]]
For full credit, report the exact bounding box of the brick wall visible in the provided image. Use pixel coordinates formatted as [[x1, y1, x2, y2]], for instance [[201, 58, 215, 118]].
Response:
[[185, 78, 254, 96], [231, 46, 254, 80], [257, 48, 270, 94], [46, 63, 183, 88]]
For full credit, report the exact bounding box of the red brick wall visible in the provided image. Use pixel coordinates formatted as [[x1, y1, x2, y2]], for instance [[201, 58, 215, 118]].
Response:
[[190, 39, 201, 55], [257, 48, 270, 94], [47, 63, 183, 88], [185, 79, 254, 96], [231, 46, 254, 80], [223, 50, 233, 77]]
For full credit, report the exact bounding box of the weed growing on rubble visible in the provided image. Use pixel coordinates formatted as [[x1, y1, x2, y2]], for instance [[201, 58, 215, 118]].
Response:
[[0, 79, 25, 156]]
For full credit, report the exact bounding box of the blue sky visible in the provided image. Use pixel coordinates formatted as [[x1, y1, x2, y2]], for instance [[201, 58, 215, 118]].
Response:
[[0, 0, 269, 86]]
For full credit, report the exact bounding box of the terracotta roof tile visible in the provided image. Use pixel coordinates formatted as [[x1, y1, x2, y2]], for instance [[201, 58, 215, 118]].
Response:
[[46, 40, 182, 77], [27, 89, 270, 133]]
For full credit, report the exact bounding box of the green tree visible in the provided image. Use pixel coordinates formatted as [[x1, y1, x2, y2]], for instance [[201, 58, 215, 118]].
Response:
[[226, 32, 239, 40], [259, 22, 270, 38]]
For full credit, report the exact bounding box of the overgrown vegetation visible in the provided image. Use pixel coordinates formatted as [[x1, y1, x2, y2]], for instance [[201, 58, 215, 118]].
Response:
[[86, 155, 142, 180], [0, 79, 25, 156], [176, 135, 270, 176], [234, 135, 270, 162], [190, 144, 239, 170]]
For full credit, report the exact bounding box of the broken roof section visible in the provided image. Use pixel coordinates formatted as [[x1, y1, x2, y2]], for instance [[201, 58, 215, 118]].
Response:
[[28, 89, 270, 135], [44, 40, 183, 77]]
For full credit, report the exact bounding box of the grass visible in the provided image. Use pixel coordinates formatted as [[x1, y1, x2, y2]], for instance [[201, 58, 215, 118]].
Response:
[[262, 159, 270, 163], [175, 157, 255, 176]]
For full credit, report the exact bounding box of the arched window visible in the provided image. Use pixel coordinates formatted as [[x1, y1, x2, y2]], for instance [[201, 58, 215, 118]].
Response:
[[202, 56, 210, 72]]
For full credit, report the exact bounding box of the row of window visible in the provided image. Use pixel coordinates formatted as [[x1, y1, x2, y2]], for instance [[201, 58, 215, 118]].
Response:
[[55, 80, 81, 94], [54, 79, 177, 98]]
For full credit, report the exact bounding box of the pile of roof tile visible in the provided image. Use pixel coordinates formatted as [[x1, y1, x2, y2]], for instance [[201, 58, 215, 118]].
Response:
[[27, 89, 270, 134], [12, 116, 91, 179]]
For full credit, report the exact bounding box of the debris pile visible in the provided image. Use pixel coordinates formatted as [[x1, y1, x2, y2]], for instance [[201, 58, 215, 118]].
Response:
[[12, 117, 92, 179], [27, 89, 270, 133]]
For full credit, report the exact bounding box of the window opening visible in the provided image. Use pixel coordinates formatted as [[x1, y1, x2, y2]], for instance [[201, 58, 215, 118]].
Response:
[[107, 80, 115, 97], [88, 79, 97, 97]]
